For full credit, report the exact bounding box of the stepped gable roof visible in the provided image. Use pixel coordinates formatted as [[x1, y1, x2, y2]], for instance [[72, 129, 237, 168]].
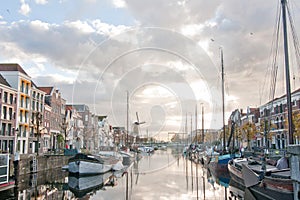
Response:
[[38, 86, 53, 95], [0, 74, 11, 87], [0, 63, 29, 76]]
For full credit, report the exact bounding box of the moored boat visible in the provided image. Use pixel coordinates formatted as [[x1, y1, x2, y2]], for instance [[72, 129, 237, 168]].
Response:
[[137, 146, 154, 153], [68, 153, 114, 175], [236, 157, 293, 199]]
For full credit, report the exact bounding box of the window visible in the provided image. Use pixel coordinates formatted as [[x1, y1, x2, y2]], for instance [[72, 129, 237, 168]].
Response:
[[32, 100, 35, 110], [7, 124, 11, 136], [30, 127, 34, 137], [25, 83, 28, 94], [3, 92, 7, 103], [8, 108, 12, 120], [9, 94, 13, 104], [19, 111, 23, 122], [20, 96, 24, 108], [25, 111, 28, 123], [26, 97, 29, 109], [2, 106, 7, 119], [21, 81, 24, 92], [32, 91, 36, 98], [1, 123, 6, 135]]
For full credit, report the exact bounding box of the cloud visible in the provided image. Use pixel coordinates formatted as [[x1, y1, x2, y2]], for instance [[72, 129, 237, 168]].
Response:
[[1, 0, 300, 133], [19, 0, 31, 16], [112, 0, 127, 8], [35, 0, 48, 5]]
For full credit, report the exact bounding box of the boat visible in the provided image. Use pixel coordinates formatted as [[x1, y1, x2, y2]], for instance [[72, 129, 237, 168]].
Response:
[[137, 146, 154, 154], [68, 153, 115, 175], [242, 162, 293, 199], [228, 157, 279, 186], [98, 150, 124, 171], [228, 156, 293, 199]]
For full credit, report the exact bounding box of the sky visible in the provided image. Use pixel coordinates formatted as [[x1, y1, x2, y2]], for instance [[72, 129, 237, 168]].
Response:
[[0, 0, 300, 140]]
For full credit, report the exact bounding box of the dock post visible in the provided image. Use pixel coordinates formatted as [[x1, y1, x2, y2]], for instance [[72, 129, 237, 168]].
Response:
[[287, 145, 300, 200]]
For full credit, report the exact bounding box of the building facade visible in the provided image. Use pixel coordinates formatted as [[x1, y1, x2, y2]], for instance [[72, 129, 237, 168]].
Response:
[[0, 74, 17, 154], [38, 87, 66, 150]]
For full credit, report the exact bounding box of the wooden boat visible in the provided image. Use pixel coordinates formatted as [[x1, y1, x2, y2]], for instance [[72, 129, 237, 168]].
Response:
[[244, 164, 293, 199], [236, 158, 293, 199], [227, 157, 266, 186], [68, 153, 114, 175]]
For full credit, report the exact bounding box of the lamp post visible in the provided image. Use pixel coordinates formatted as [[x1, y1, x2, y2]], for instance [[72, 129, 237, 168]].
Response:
[[61, 117, 68, 149], [14, 128, 19, 154], [36, 112, 42, 156], [201, 103, 204, 143], [31, 112, 42, 156]]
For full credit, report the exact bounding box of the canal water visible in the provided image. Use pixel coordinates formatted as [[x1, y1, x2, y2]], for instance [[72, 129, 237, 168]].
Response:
[[1, 146, 243, 199]]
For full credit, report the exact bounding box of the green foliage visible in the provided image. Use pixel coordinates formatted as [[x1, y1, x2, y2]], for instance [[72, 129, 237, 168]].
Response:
[[57, 134, 64, 149]]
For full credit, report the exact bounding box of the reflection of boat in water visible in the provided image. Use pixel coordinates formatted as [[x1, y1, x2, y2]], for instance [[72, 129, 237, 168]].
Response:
[[207, 165, 230, 188], [68, 172, 113, 198], [228, 179, 245, 200]]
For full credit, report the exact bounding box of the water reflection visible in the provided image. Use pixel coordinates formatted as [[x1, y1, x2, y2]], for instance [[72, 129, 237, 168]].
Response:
[[0, 147, 249, 199]]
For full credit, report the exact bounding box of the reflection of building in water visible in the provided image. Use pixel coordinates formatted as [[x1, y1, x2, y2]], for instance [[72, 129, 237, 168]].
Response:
[[11, 167, 68, 199]]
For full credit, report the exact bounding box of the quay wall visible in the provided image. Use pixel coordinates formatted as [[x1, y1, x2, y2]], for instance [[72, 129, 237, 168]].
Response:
[[17, 167, 68, 191], [14, 154, 71, 176]]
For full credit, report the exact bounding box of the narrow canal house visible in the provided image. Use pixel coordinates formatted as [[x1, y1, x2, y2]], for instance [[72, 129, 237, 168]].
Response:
[[38, 87, 66, 151]]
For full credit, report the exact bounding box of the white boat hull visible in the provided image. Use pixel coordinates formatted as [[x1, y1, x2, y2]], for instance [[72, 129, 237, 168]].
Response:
[[69, 160, 112, 175]]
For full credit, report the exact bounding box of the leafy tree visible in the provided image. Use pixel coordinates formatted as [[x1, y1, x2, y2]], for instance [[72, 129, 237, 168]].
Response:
[[57, 134, 64, 149], [293, 112, 300, 141], [285, 111, 300, 143], [241, 122, 256, 150]]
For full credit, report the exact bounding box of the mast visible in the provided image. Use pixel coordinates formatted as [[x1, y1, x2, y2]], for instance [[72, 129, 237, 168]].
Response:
[[281, 0, 294, 144], [202, 104, 204, 143], [221, 48, 226, 152], [195, 105, 198, 144], [185, 113, 188, 145], [126, 91, 129, 146], [190, 114, 193, 144]]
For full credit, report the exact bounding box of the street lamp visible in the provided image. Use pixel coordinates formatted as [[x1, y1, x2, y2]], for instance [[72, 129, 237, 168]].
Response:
[[30, 112, 42, 155], [61, 117, 68, 149], [14, 128, 19, 154]]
